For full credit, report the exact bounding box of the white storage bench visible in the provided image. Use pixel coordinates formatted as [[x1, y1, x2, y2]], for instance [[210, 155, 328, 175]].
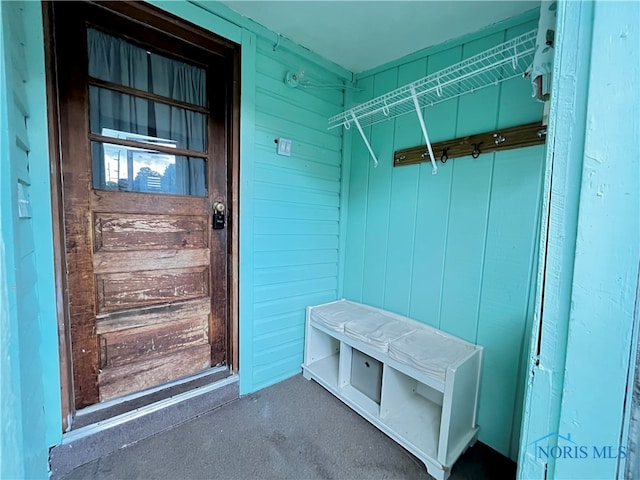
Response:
[[302, 299, 483, 480]]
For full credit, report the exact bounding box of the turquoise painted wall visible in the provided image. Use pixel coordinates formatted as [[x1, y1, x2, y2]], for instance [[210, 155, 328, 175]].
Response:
[[0, 4, 25, 477], [243, 36, 346, 391], [0, 1, 62, 477], [342, 14, 544, 459], [519, 1, 640, 479]]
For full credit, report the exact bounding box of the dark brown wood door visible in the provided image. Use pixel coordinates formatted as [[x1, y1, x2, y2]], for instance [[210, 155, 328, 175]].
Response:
[[52, 2, 234, 408]]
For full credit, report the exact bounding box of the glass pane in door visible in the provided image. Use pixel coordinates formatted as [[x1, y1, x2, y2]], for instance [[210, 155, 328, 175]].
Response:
[[92, 141, 207, 196]]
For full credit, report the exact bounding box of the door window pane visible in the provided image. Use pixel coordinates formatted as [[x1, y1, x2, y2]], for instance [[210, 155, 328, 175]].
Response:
[[89, 86, 207, 152], [92, 141, 207, 196]]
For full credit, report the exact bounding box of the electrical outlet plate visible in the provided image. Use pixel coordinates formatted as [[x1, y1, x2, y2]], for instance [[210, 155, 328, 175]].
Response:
[[277, 138, 292, 157]]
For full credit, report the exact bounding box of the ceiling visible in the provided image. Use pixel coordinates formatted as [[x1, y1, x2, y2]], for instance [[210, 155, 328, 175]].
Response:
[[220, 1, 539, 73]]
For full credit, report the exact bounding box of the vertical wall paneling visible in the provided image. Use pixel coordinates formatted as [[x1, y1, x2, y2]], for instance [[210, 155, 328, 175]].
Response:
[[510, 221, 543, 459], [343, 18, 543, 457], [383, 58, 425, 315], [438, 31, 503, 343], [342, 76, 374, 302], [360, 69, 397, 308], [475, 145, 544, 454], [498, 23, 547, 459], [473, 24, 546, 456], [408, 46, 461, 329]]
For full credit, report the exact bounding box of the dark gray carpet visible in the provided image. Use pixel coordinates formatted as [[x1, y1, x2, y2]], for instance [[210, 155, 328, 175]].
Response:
[[60, 375, 515, 480]]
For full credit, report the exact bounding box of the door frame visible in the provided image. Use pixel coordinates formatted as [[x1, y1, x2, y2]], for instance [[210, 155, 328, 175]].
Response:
[[517, 1, 640, 478], [43, 0, 240, 429]]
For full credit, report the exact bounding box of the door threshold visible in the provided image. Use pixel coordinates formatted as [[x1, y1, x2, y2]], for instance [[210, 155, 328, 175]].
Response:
[[50, 372, 238, 478], [71, 366, 232, 430]]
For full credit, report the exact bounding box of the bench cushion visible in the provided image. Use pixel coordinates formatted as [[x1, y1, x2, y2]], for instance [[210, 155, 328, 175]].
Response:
[[344, 315, 416, 353], [309, 299, 373, 332], [388, 328, 477, 381]]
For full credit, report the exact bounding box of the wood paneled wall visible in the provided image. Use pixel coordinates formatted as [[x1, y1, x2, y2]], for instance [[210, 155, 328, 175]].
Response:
[[342, 19, 544, 459]]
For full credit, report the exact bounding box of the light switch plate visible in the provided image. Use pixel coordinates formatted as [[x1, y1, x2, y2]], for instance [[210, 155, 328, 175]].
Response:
[[277, 138, 292, 156]]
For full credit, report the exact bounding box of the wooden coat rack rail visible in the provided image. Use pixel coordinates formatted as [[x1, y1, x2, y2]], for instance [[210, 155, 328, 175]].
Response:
[[394, 121, 546, 167]]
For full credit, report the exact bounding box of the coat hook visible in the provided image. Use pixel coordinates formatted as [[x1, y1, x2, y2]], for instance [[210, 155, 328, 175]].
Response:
[[493, 133, 506, 145], [471, 142, 482, 159], [440, 148, 449, 164]]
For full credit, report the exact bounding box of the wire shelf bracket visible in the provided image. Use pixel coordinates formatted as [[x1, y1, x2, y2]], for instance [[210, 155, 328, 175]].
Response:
[[410, 86, 437, 175], [330, 29, 537, 171], [350, 110, 378, 168]]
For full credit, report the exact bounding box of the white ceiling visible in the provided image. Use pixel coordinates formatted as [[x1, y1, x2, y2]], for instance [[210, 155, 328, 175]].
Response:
[[220, 1, 539, 73]]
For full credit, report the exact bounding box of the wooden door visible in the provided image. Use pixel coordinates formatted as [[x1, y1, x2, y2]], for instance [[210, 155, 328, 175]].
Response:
[[52, 2, 236, 409]]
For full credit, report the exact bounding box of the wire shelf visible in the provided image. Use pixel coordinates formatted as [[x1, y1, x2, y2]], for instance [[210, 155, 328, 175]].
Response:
[[328, 29, 537, 131]]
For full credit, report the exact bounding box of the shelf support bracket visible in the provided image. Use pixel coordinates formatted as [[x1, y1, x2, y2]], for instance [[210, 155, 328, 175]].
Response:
[[350, 110, 378, 168], [410, 86, 437, 175]]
